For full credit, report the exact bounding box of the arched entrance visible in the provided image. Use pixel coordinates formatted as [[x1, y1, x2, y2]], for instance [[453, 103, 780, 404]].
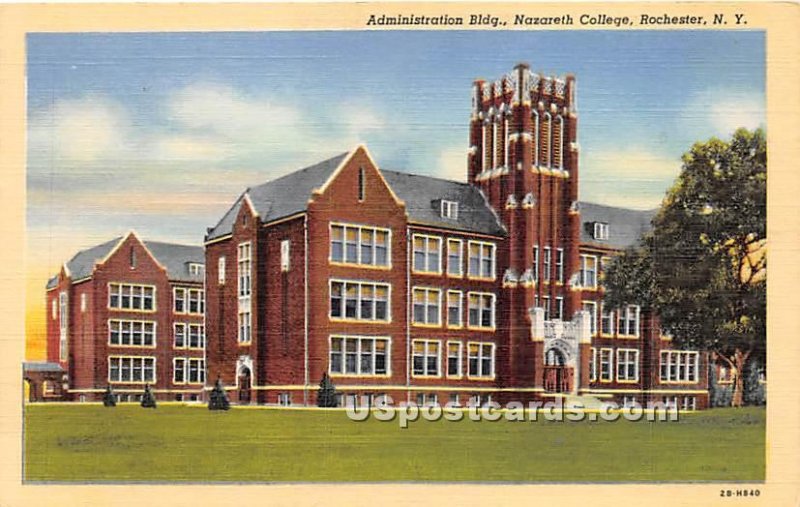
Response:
[[543, 346, 573, 393], [238, 366, 252, 404]]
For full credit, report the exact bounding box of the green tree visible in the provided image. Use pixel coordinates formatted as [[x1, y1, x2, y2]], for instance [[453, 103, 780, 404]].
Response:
[[208, 379, 231, 411], [605, 128, 766, 407], [317, 373, 338, 408], [140, 384, 157, 409], [102, 385, 117, 407]]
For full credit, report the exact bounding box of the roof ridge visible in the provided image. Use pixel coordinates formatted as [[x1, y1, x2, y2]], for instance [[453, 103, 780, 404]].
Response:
[[249, 151, 349, 192], [381, 168, 472, 188]]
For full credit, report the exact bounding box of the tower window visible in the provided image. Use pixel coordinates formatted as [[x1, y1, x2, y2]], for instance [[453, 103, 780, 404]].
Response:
[[441, 200, 459, 220], [593, 222, 609, 240], [358, 167, 366, 201], [130, 246, 136, 268]]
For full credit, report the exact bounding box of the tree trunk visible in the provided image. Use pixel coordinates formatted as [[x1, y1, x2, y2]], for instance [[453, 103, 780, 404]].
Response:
[[729, 349, 751, 408]]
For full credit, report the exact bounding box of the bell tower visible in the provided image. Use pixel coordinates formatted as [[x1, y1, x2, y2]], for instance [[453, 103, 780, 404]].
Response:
[[468, 63, 582, 393]]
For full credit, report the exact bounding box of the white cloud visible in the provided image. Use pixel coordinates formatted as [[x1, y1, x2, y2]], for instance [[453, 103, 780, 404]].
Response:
[[682, 89, 765, 138], [436, 145, 468, 182]]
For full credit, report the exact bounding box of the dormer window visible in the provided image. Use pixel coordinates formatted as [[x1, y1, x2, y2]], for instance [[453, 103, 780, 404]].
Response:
[[593, 222, 609, 240], [189, 263, 205, 276], [441, 200, 459, 220]]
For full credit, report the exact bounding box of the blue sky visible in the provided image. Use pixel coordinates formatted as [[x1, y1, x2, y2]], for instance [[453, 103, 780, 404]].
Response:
[[27, 30, 765, 276]]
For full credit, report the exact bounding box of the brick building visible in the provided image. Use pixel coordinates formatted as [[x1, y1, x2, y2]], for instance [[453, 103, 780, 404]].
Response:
[[204, 63, 708, 409], [30, 231, 206, 402]]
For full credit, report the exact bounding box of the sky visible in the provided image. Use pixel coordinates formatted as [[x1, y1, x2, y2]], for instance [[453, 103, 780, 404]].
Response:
[[25, 30, 765, 358]]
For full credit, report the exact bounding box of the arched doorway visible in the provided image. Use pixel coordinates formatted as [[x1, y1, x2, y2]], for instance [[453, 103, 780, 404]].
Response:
[[238, 366, 251, 404], [543, 347, 573, 393]]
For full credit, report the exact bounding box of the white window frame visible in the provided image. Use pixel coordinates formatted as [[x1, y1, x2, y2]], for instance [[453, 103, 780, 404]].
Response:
[[589, 347, 598, 382], [446, 238, 463, 278], [218, 256, 226, 285], [412, 234, 443, 275], [329, 279, 391, 323], [593, 222, 609, 240], [412, 339, 441, 378], [533, 245, 540, 282], [599, 348, 613, 382], [467, 240, 496, 280], [467, 341, 495, 379], [467, 292, 496, 330], [188, 263, 204, 276], [441, 200, 459, 220], [329, 223, 392, 267], [80, 293, 87, 313], [617, 305, 640, 337], [238, 242, 252, 344], [108, 356, 156, 384], [108, 319, 157, 348], [59, 291, 68, 361], [555, 296, 564, 320], [600, 303, 615, 336], [660, 351, 700, 383], [543, 246, 551, 281], [579, 254, 598, 289], [329, 335, 390, 377], [556, 248, 564, 283], [280, 240, 291, 272], [616, 348, 640, 382], [412, 287, 441, 327], [173, 357, 186, 384], [446, 341, 463, 378], [446, 290, 463, 329], [186, 288, 204, 315], [582, 301, 598, 336], [108, 283, 156, 312]]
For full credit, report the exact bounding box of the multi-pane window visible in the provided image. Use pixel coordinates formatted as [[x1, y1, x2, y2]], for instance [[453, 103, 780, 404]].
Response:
[[108, 320, 156, 347], [599, 348, 613, 382], [660, 351, 699, 383], [108, 283, 155, 311], [330, 224, 390, 267], [412, 287, 441, 326], [59, 292, 68, 360], [187, 289, 204, 314], [589, 347, 597, 382], [447, 239, 463, 277], [329, 280, 390, 322], [358, 167, 366, 201], [329, 336, 389, 376], [173, 358, 205, 384], [533, 245, 540, 282], [467, 342, 495, 378], [413, 234, 442, 274], [218, 256, 226, 285], [468, 241, 496, 279], [447, 341, 462, 377], [441, 200, 459, 219], [617, 305, 640, 337], [175, 323, 204, 349], [447, 290, 463, 328], [616, 349, 639, 382], [542, 296, 551, 321], [580, 255, 598, 289], [467, 292, 495, 329], [280, 240, 291, 272], [238, 242, 252, 344], [600, 304, 615, 335], [556, 248, 564, 283], [555, 297, 564, 320], [188, 263, 204, 276], [582, 301, 598, 336], [412, 339, 441, 377], [681, 396, 697, 411], [593, 222, 609, 240], [543, 247, 551, 281], [108, 356, 156, 383]]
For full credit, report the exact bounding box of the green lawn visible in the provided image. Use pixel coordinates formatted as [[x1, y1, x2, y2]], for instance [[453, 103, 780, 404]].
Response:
[[24, 404, 765, 482]]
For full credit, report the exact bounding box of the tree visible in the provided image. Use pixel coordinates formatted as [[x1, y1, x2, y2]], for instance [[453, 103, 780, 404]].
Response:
[[208, 379, 231, 411], [605, 128, 766, 408], [102, 385, 117, 407], [317, 373, 338, 408], [140, 384, 157, 409]]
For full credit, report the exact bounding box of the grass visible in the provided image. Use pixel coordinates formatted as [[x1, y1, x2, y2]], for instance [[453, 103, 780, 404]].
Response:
[[24, 404, 765, 483]]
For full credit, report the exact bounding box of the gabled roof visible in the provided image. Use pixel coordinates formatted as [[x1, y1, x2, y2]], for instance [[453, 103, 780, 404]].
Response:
[[206, 152, 349, 241], [47, 234, 204, 288], [382, 170, 506, 237], [578, 201, 656, 250], [206, 148, 506, 241]]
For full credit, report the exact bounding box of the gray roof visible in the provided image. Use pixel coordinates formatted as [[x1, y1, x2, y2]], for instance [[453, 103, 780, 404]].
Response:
[[48, 235, 204, 288], [578, 202, 655, 250], [207, 153, 348, 240], [382, 170, 506, 236], [23, 361, 64, 372], [207, 150, 506, 240]]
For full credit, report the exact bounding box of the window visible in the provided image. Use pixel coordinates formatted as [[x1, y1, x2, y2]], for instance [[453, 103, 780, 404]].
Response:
[[59, 292, 68, 360], [660, 351, 699, 383], [129, 246, 136, 268], [412, 287, 441, 326], [582, 301, 598, 335], [441, 200, 459, 219], [542, 296, 551, 321], [447, 290, 463, 328], [51, 299, 56, 320], [279, 393, 292, 406], [468, 342, 495, 378], [80, 293, 87, 313], [467, 292, 495, 329], [599, 348, 613, 382], [173, 358, 185, 383], [358, 167, 366, 201], [174, 358, 205, 384], [174, 288, 186, 313], [593, 222, 609, 240], [416, 393, 439, 406], [187, 358, 206, 384], [412, 339, 441, 377], [448, 393, 461, 407], [108, 356, 156, 383], [447, 239, 463, 277], [188, 263, 204, 276], [447, 341, 462, 377], [555, 297, 564, 320], [682, 396, 697, 411], [329, 280, 390, 322], [543, 246, 551, 281], [589, 347, 597, 382], [187, 324, 205, 349], [533, 245, 539, 282], [329, 336, 389, 376], [174, 323, 186, 348], [108, 320, 156, 347], [600, 304, 615, 336], [280, 240, 291, 272], [413, 234, 442, 274], [617, 305, 640, 337], [616, 349, 639, 382], [330, 224, 390, 267], [579, 255, 598, 289], [556, 248, 564, 283], [218, 256, 226, 285], [623, 396, 637, 408], [238, 242, 252, 344], [468, 241, 496, 279], [108, 283, 155, 311]]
